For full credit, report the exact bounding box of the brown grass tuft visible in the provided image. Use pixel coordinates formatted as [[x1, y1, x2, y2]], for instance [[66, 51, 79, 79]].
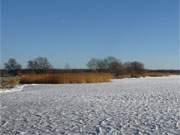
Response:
[[0, 77, 20, 89], [20, 73, 112, 84]]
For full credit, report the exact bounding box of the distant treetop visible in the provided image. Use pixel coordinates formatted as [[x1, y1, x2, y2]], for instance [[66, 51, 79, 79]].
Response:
[[27, 57, 53, 70]]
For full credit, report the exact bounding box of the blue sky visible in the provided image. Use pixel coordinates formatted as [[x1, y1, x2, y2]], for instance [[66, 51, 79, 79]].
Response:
[[1, 0, 179, 69]]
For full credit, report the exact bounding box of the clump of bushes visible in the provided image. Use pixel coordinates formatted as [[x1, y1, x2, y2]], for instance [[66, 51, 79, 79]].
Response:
[[142, 71, 170, 77], [87, 56, 145, 77], [20, 73, 112, 84], [0, 77, 20, 89]]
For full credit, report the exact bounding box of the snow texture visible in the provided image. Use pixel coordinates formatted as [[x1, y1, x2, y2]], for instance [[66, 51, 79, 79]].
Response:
[[0, 85, 25, 94], [0, 76, 180, 135]]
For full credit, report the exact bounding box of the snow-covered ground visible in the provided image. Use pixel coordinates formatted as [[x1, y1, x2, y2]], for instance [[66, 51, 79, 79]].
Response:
[[0, 76, 180, 135]]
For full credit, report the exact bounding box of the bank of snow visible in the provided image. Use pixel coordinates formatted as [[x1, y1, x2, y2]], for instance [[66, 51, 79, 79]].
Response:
[[0, 84, 38, 94], [0, 85, 25, 93]]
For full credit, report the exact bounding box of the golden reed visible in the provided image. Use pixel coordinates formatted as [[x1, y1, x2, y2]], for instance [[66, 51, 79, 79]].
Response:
[[20, 73, 112, 84]]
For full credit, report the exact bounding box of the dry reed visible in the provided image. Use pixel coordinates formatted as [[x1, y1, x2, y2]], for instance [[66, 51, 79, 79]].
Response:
[[20, 73, 112, 84]]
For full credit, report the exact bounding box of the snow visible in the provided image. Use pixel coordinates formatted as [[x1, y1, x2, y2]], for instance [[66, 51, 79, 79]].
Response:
[[0, 84, 37, 94], [0, 85, 25, 94], [0, 76, 180, 134]]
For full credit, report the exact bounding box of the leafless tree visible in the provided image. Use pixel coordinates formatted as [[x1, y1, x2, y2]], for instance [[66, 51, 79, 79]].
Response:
[[104, 56, 124, 76], [87, 58, 102, 70], [4, 58, 22, 71], [64, 63, 71, 69], [124, 61, 144, 72], [27, 57, 53, 70], [87, 56, 124, 76]]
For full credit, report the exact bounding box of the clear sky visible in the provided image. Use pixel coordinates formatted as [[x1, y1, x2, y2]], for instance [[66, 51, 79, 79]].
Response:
[[1, 0, 179, 69]]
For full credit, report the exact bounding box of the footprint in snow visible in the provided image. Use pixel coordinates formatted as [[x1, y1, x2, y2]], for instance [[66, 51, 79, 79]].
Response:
[[96, 126, 103, 135]]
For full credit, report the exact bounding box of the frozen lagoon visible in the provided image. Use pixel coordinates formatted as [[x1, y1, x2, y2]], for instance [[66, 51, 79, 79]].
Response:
[[0, 76, 180, 134]]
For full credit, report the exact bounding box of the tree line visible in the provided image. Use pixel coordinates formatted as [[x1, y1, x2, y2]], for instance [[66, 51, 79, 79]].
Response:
[[4, 57, 52, 71], [87, 56, 144, 76], [4, 56, 145, 76]]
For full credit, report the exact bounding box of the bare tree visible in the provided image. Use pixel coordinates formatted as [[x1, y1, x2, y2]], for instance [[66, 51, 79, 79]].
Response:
[[87, 57, 145, 76], [104, 57, 122, 68], [104, 56, 124, 76], [124, 61, 144, 72], [4, 58, 22, 71], [4, 58, 22, 75], [87, 56, 124, 76], [64, 63, 71, 69], [27, 57, 53, 70], [87, 58, 101, 70]]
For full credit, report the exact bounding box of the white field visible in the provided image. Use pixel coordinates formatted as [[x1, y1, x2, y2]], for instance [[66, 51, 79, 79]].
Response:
[[0, 76, 180, 135]]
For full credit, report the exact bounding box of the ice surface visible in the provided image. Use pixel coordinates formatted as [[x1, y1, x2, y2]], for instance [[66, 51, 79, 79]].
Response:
[[0, 76, 180, 135]]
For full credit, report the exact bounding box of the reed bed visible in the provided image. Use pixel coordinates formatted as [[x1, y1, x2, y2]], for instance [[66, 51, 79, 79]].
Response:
[[0, 77, 20, 89], [20, 73, 112, 84]]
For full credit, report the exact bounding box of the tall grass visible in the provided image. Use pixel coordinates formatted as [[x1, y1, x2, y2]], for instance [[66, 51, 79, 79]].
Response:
[[0, 77, 20, 89], [20, 73, 112, 84]]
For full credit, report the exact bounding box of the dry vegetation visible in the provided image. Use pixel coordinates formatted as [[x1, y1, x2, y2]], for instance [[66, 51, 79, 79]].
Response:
[[116, 71, 173, 79], [20, 73, 113, 84], [1, 69, 178, 89], [141, 71, 172, 77], [0, 77, 20, 89]]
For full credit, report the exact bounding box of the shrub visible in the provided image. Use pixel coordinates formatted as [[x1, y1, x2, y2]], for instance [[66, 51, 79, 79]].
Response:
[[0, 77, 20, 89]]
